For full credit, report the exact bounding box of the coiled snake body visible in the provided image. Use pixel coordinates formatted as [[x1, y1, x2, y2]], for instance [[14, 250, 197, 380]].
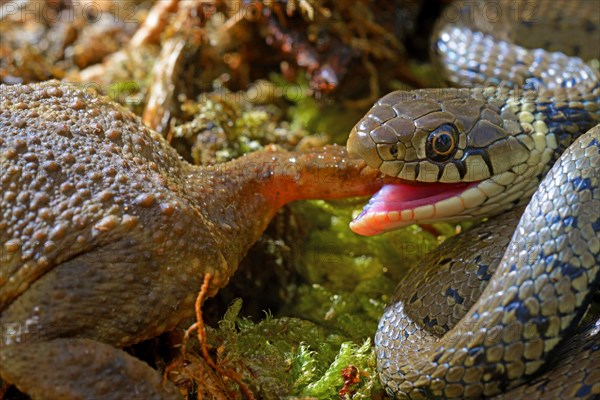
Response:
[[347, 1, 600, 398]]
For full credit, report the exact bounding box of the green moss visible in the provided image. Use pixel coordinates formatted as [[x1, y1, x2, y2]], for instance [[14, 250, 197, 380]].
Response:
[[291, 200, 451, 292], [202, 300, 339, 398], [107, 81, 145, 110], [174, 84, 313, 164], [299, 339, 378, 399], [203, 299, 382, 399]]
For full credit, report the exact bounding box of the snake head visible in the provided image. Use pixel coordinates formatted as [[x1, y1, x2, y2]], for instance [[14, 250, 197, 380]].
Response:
[[347, 89, 539, 235]]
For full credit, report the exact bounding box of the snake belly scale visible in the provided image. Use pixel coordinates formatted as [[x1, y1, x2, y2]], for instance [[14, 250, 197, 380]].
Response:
[[346, 1, 600, 398]]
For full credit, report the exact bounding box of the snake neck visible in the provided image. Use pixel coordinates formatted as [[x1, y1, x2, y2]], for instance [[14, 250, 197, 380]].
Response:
[[433, 0, 600, 167], [433, 1, 600, 91], [495, 86, 600, 177]]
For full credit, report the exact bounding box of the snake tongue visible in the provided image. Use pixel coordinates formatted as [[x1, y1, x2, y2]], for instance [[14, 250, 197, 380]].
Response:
[[350, 182, 473, 236]]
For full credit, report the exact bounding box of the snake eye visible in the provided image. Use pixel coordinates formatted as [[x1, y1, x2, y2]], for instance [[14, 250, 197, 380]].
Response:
[[426, 124, 458, 162]]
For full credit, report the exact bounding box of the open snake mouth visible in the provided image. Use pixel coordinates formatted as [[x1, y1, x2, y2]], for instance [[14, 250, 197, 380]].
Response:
[[350, 181, 481, 236]]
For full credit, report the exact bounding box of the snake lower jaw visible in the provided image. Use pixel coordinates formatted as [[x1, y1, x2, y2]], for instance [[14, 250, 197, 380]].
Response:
[[350, 181, 481, 236]]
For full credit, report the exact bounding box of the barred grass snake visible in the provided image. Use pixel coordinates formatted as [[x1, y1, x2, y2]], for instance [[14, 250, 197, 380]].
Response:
[[346, 1, 600, 398]]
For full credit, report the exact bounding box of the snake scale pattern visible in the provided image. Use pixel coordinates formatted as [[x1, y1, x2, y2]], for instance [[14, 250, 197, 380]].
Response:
[[347, 1, 600, 398]]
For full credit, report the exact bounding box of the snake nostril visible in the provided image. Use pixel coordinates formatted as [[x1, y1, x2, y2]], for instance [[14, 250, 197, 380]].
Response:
[[390, 143, 399, 158]]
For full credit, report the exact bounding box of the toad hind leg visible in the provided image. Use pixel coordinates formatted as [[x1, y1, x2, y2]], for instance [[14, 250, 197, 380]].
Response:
[[0, 240, 195, 399], [0, 338, 180, 399]]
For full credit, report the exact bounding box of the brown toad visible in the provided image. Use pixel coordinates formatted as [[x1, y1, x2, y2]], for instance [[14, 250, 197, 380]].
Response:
[[0, 81, 388, 399]]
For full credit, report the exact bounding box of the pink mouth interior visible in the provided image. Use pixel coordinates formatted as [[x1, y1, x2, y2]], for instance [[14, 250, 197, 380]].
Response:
[[352, 182, 477, 232]]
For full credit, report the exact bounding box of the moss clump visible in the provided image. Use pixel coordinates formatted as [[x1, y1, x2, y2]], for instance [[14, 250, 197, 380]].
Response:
[[179, 298, 382, 399], [298, 339, 377, 399], [173, 82, 315, 165]]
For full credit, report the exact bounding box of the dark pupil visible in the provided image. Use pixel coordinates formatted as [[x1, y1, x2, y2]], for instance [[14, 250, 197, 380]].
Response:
[[434, 132, 452, 154]]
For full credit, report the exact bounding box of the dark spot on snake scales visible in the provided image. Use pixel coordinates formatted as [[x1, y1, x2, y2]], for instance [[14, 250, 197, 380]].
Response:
[[584, 20, 597, 33], [506, 301, 532, 322], [556, 259, 585, 280], [546, 213, 561, 225], [572, 177, 592, 191], [563, 216, 577, 228], [444, 287, 464, 305], [476, 264, 492, 281], [576, 385, 592, 397], [423, 316, 438, 328]]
